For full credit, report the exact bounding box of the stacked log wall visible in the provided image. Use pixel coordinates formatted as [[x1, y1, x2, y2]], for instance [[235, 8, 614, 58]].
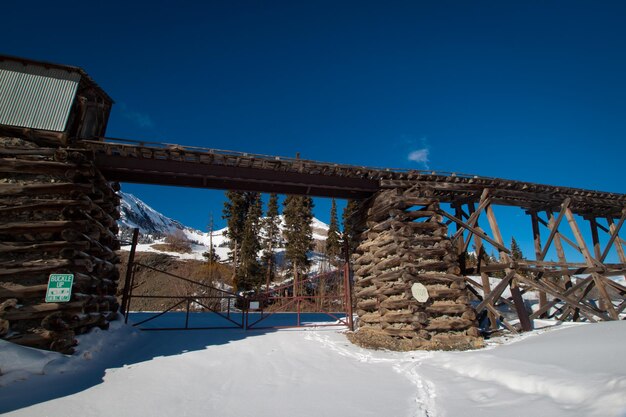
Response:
[[0, 137, 121, 353], [350, 188, 483, 350]]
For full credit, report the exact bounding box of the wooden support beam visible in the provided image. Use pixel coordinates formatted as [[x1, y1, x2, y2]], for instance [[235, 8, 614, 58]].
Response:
[[596, 219, 626, 251], [539, 199, 570, 261], [536, 215, 580, 255], [529, 211, 548, 315], [450, 188, 490, 245], [528, 276, 594, 320], [485, 304, 518, 333], [476, 271, 515, 312], [589, 217, 603, 260], [453, 203, 467, 258], [516, 275, 611, 321], [545, 210, 572, 289], [484, 205, 532, 331], [440, 210, 510, 254], [510, 283, 533, 330], [601, 210, 626, 263], [462, 201, 479, 254], [472, 228, 498, 330], [564, 207, 618, 319]]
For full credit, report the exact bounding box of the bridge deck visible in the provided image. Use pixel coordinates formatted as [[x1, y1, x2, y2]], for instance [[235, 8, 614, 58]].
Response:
[[84, 138, 626, 216]]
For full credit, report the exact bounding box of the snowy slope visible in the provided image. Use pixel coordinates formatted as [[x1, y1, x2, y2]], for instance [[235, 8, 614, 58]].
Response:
[[2, 319, 626, 417], [118, 192, 186, 241]]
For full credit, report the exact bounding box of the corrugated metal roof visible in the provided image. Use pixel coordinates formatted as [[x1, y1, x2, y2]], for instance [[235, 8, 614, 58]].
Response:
[[0, 60, 80, 132]]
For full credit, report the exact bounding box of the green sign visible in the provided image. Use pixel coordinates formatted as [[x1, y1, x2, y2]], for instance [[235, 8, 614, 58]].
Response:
[[45, 274, 74, 303]]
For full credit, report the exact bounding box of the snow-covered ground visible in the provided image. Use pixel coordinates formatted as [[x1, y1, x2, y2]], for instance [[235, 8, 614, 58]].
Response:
[[2, 317, 625, 417]]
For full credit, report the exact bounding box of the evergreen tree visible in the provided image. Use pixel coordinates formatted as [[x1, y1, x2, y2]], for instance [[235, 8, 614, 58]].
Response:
[[283, 195, 314, 280], [202, 246, 220, 263], [222, 191, 263, 291], [325, 199, 342, 265], [222, 191, 246, 269], [510, 237, 524, 261], [238, 193, 263, 291], [202, 214, 220, 264], [261, 193, 281, 287], [341, 200, 360, 257]]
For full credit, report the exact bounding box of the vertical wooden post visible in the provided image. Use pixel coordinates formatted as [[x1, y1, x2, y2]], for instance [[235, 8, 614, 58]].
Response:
[[486, 205, 532, 331], [453, 203, 467, 271], [589, 217, 603, 261], [584, 217, 608, 323], [121, 228, 139, 322], [546, 210, 571, 289], [344, 260, 354, 331], [540, 199, 570, 261], [529, 211, 548, 316], [605, 214, 626, 263], [467, 201, 497, 330], [564, 208, 618, 320]]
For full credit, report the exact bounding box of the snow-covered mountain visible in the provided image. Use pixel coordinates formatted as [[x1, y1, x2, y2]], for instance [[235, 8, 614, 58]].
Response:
[[118, 192, 188, 243], [118, 192, 330, 266]]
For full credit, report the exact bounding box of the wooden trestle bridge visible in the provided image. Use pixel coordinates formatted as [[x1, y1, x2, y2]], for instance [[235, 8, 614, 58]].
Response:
[[1, 54, 625, 352], [1, 134, 625, 352], [85, 137, 625, 216], [82, 137, 626, 349]]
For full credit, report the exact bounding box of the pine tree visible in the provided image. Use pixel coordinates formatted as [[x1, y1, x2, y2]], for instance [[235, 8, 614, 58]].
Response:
[[325, 199, 341, 266], [222, 191, 246, 269], [238, 193, 263, 291], [202, 214, 220, 264], [283, 195, 314, 282], [510, 237, 524, 261], [341, 200, 360, 257], [223, 191, 263, 291], [261, 193, 281, 288]]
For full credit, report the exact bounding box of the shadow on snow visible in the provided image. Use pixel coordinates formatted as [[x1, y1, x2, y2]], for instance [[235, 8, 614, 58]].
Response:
[[0, 311, 345, 414]]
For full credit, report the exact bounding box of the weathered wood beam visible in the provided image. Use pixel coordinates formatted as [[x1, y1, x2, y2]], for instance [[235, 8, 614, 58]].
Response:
[[564, 207, 618, 319], [528, 276, 594, 320], [476, 271, 515, 312], [589, 217, 603, 260], [485, 205, 532, 331], [471, 223, 498, 330], [529, 210, 548, 314], [601, 210, 626, 263], [485, 304, 518, 333], [0, 182, 94, 197], [596, 219, 626, 252], [450, 188, 490, 244], [516, 275, 610, 321], [539, 199, 570, 261], [440, 210, 510, 254], [545, 210, 572, 289], [536, 214, 580, 256]]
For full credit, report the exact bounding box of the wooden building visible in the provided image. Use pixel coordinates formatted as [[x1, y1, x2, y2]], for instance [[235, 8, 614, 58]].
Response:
[[0, 55, 113, 145]]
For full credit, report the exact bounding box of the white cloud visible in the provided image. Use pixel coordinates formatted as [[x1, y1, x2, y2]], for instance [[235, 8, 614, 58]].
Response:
[[118, 103, 155, 129], [408, 148, 429, 163]]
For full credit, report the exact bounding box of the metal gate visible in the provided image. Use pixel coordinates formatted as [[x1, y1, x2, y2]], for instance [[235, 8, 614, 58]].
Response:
[[244, 264, 354, 330], [119, 229, 353, 331]]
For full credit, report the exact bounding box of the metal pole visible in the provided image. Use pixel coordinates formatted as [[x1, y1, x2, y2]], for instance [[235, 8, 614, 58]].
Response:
[[344, 260, 354, 331], [185, 298, 191, 329], [121, 228, 140, 323], [343, 240, 354, 331], [297, 295, 301, 327]]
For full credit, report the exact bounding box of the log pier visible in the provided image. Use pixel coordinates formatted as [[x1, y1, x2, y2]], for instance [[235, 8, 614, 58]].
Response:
[[0, 137, 120, 354], [348, 188, 483, 350]]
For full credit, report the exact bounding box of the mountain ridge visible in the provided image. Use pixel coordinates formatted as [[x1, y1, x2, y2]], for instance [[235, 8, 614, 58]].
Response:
[[117, 192, 331, 268]]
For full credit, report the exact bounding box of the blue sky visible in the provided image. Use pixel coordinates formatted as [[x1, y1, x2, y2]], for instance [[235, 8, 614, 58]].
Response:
[[4, 1, 626, 260]]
